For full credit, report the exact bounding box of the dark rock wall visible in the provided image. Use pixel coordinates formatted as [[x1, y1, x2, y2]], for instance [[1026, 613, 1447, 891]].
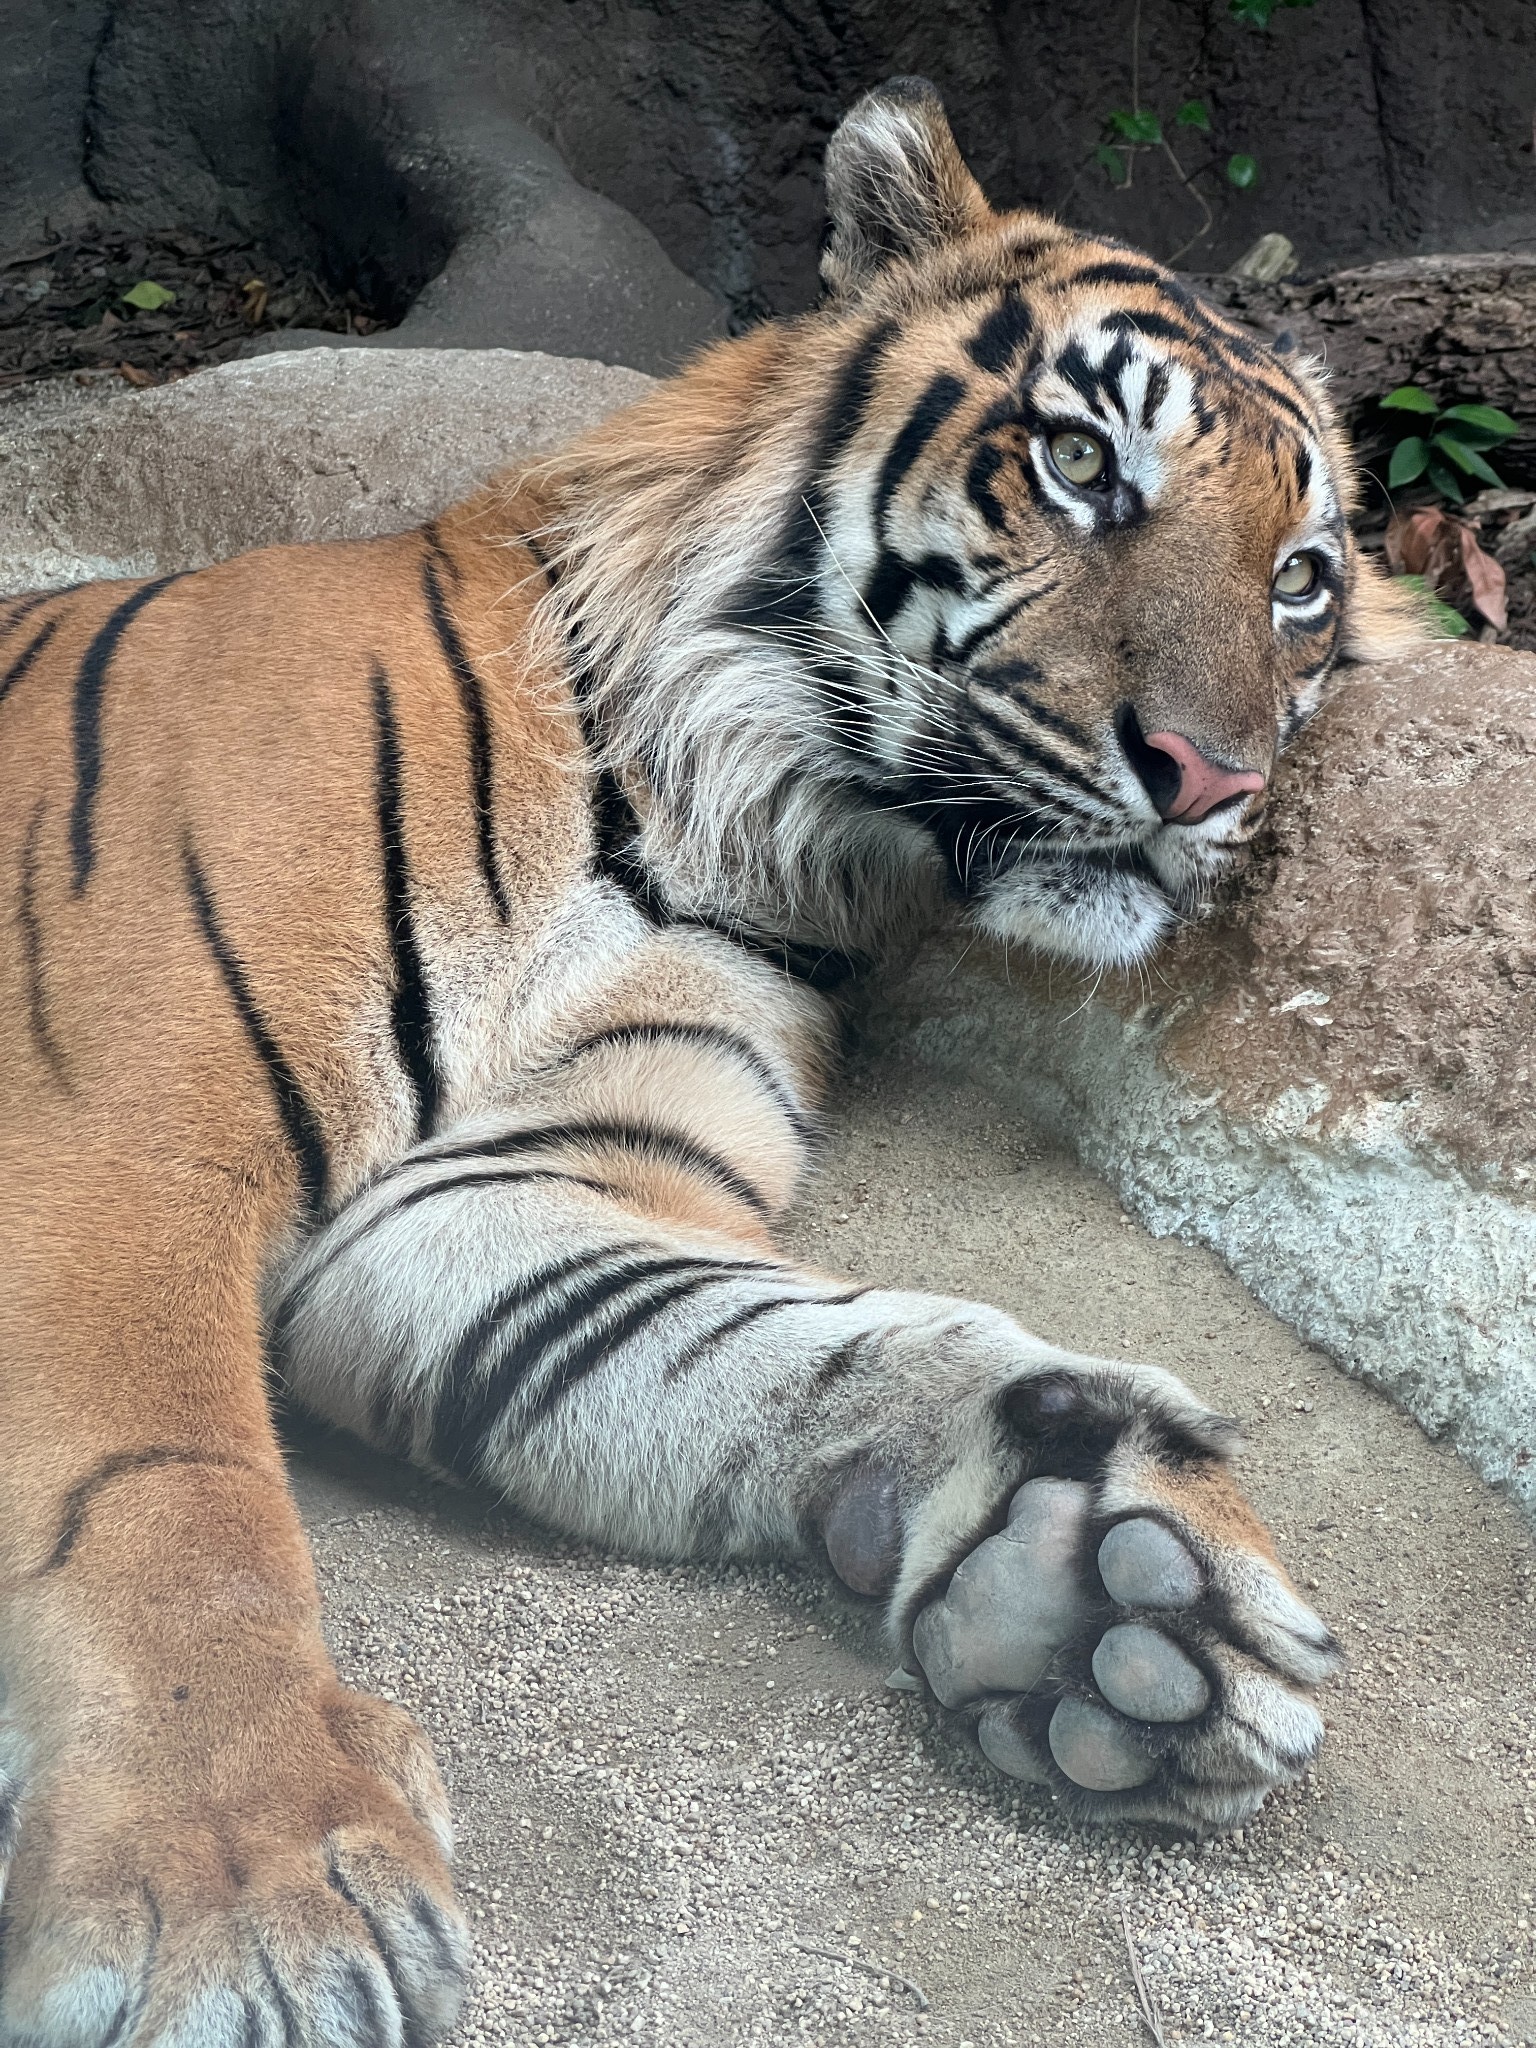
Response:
[[6, 0, 1535, 328]]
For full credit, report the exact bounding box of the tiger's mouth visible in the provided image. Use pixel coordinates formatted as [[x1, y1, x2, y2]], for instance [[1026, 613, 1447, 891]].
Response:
[[966, 821, 1249, 971]]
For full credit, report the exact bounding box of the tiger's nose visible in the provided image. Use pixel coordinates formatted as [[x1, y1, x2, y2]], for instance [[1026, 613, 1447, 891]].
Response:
[[1139, 730, 1267, 824]]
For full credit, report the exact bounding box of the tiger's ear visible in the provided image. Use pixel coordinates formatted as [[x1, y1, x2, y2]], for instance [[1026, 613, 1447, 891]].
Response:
[[822, 77, 993, 299]]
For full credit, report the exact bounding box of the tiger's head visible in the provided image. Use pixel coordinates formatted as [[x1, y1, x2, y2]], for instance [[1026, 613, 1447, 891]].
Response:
[[545, 77, 1420, 973]]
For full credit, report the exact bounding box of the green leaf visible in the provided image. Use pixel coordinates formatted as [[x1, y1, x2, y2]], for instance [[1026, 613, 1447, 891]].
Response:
[[1432, 433, 1504, 487], [1426, 457, 1465, 503], [1226, 153, 1259, 189], [1229, 0, 1276, 23], [1096, 143, 1129, 185], [1387, 436, 1430, 486], [1439, 402, 1520, 441], [1397, 575, 1471, 639], [1379, 384, 1437, 415], [121, 279, 176, 312], [1428, 418, 1508, 450], [1108, 107, 1162, 144], [1175, 99, 1211, 131]]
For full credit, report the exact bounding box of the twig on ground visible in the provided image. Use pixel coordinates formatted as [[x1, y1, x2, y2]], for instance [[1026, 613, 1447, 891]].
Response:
[[1120, 1901, 1168, 2047], [793, 1941, 930, 2012]]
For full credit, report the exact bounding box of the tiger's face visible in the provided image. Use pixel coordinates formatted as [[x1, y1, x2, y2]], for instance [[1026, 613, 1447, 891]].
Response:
[[798, 79, 1417, 969]]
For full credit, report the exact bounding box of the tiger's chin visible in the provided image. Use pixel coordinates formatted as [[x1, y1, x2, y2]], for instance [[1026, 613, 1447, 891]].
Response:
[[970, 852, 1204, 972]]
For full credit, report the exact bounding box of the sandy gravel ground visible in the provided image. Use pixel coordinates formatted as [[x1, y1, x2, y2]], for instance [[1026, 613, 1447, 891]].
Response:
[[286, 1048, 1536, 2047]]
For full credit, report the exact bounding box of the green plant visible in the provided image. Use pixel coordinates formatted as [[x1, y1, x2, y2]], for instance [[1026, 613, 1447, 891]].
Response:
[[121, 279, 176, 312], [1229, 0, 1316, 24], [1381, 386, 1521, 504], [1087, 0, 1322, 262], [1395, 573, 1472, 639]]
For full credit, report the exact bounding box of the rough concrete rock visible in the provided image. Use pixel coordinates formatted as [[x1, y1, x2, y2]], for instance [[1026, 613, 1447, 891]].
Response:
[[0, 347, 651, 593], [6, 0, 1536, 328], [2, 344, 1530, 1523]]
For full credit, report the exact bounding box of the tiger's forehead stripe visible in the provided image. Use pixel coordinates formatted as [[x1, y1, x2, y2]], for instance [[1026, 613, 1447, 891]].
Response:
[[1022, 252, 1319, 441]]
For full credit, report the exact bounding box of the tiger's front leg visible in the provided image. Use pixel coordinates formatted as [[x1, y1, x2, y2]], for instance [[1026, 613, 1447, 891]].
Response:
[[0, 1150, 470, 2048], [277, 1115, 1340, 1836]]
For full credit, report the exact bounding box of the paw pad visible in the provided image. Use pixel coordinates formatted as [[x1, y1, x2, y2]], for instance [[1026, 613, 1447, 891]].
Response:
[[1091, 1621, 1210, 1722], [910, 1478, 1089, 1709], [1047, 1698, 1156, 1791], [1098, 1517, 1204, 1606], [908, 1468, 1332, 1826]]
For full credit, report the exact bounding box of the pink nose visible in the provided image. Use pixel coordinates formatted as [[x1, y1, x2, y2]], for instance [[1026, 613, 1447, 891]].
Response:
[[1142, 730, 1267, 824]]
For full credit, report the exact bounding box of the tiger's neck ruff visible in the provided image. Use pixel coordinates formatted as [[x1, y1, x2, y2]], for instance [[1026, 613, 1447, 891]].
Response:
[[530, 81, 1415, 978]]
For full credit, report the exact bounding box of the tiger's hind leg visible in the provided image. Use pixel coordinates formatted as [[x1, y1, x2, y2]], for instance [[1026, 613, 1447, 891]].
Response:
[[274, 1036, 1339, 1836]]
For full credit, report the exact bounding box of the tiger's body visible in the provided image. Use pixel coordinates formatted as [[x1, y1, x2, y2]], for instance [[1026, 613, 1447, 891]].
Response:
[[0, 82, 1413, 2048]]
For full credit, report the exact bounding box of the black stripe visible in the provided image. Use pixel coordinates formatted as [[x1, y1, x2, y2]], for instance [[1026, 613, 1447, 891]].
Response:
[[1070, 267, 1317, 430], [430, 1249, 770, 1476], [1140, 359, 1171, 431], [69, 574, 182, 894], [0, 614, 59, 709], [802, 1334, 869, 1403], [396, 1116, 772, 1218], [966, 289, 1034, 376], [182, 836, 329, 1215], [679, 911, 865, 993], [1293, 443, 1313, 501], [873, 373, 968, 527], [421, 550, 510, 922], [966, 692, 1107, 802], [527, 1266, 770, 1422], [966, 442, 1013, 532], [533, 538, 656, 912], [0, 590, 57, 636], [255, 1950, 303, 2048], [267, 1165, 623, 1360], [1052, 340, 1103, 417], [327, 1861, 431, 2048], [725, 319, 899, 631], [1096, 331, 1137, 418], [972, 659, 1093, 748], [45, 1445, 248, 1572], [427, 1247, 629, 1472], [945, 584, 1060, 666], [1059, 258, 1170, 295], [1104, 307, 1196, 353], [663, 1286, 870, 1385], [567, 1021, 812, 1137], [863, 546, 966, 631], [19, 799, 69, 1087], [370, 663, 442, 1140]]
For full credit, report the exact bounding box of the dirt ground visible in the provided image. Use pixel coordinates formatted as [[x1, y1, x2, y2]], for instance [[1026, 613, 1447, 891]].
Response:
[[282, 1045, 1536, 2048], [0, 225, 386, 391]]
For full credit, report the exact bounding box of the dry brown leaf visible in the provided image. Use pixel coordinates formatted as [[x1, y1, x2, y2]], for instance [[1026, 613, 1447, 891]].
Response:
[[118, 361, 154, 387], [1384, 505, 1506, 631], [1459, 522, 1507, 629]]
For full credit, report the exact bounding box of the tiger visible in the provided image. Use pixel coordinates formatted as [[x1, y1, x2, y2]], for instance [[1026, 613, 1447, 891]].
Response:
[[0, 75, 1418, 2048]]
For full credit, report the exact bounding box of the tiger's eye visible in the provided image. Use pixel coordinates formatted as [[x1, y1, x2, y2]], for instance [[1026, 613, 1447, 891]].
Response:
[[1049, 429, 1107, 486], [1274, 551, 1319, 598]]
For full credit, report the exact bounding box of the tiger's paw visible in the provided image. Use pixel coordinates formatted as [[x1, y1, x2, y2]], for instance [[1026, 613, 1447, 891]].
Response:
[[827, 1364, 1341, 1834], [0, 1687, 469, 2048]]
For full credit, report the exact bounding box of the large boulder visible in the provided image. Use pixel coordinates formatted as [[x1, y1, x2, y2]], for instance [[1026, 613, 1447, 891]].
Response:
[[876, 646, 1536, 1516], [2, 346, 1531, 1519], [0, 348, 650, 591]]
